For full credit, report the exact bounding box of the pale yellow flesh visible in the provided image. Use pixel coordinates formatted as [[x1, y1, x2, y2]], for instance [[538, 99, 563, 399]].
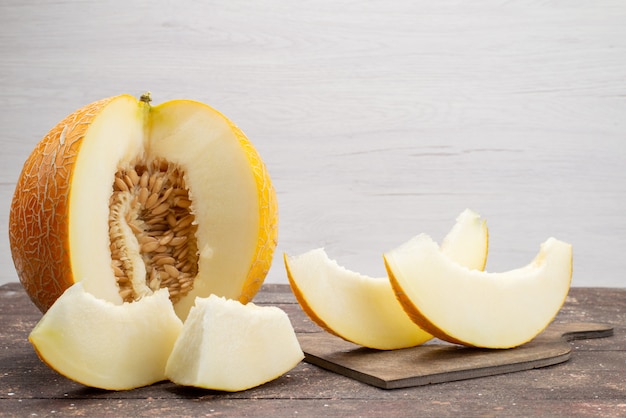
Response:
[[284, 209, 489, 350], [440, 208, 489, 271], [28, 282, 183, 390], [69, 96, 261, 319], [384, 235, 572, 348], [165, 294, 304, 391]]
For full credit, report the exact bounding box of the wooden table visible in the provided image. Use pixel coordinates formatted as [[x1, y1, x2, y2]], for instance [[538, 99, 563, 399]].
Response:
[[1, 282, 624, 417]]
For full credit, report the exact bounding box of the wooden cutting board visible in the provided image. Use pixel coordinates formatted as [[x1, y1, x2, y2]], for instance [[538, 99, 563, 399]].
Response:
[[297, 322, 613, 389]]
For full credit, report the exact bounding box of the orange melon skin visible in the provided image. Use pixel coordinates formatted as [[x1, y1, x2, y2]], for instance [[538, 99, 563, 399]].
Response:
[[9, 97, 115, 313], [229, 125, 279, 305]]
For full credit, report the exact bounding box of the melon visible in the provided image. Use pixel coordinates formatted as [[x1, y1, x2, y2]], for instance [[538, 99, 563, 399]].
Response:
[[9, 93, 278, 320], [284, 209, 489, 349], [384, 234, 573, 348], [165, 294, 304, 391], [29, 282, 182, 390]]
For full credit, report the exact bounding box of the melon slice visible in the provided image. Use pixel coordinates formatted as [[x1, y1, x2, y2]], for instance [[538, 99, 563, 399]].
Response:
[[384, 234, 573, 348], [165, 294, 304, 391], [9, 93, 277, 320], [29, 282, 183, 390], [284, 209, 489, 350]]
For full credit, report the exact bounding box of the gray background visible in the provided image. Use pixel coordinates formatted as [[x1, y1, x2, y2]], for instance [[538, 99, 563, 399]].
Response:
[[1, 1, 625, 288]]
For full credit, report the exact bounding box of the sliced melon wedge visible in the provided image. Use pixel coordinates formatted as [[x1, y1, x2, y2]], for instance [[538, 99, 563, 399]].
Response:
[[165, 294, 304, 391], [384, 235, 572, 348], [29, 282, 183, 390], [284, 209, 489, 350]]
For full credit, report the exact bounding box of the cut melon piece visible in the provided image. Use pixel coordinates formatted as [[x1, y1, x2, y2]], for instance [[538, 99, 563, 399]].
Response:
[[384, 234, 572, 348], [165, 294, 304, 391], [284, 209, 489, 350], [440, 208, 490, 271], [9, 93, 277, 321], [28, 282, 183, 390]]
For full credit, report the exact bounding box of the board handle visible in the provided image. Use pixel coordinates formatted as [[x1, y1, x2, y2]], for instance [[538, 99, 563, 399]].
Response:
[[540, 322, 614, 342]]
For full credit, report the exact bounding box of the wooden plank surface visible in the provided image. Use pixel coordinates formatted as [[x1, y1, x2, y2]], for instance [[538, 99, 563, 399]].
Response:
[[1, 282, 625, 417], [1, 0, 626, 290], [299, 322, 614, 389]]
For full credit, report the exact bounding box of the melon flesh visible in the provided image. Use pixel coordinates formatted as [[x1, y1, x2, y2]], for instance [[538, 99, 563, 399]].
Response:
[[384, 235, 572, 348], [72, 98, 270, 319], [440, 208, 489, 271], [28, 282, 183, 390], [165, 294, 304, 391], [284, 209, 489, 350]]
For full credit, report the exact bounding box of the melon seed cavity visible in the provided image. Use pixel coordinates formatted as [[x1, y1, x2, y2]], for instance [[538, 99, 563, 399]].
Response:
[[108, 158, 199, 304]]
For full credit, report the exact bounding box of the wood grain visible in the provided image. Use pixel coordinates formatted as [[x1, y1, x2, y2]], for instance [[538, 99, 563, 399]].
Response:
[[1, 1, 625, 288], [1, 283, 625, 417]]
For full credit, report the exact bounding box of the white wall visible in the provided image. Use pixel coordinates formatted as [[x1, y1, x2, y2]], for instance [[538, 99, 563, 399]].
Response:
[[1, 1, 625, 288]]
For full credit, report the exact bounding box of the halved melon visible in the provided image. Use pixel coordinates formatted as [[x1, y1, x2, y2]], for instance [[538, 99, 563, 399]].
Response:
[[29, 282, 183, 390], [284, 209, 489, 350], [165, 294, 304, 391], [384, 234, 573, 348], [9, 93, 277, 320]]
